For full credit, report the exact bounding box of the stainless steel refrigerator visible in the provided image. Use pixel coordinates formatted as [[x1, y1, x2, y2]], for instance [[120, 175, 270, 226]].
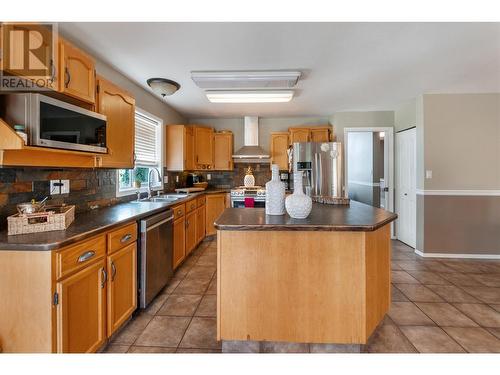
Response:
[[292, 142, 344, 199]]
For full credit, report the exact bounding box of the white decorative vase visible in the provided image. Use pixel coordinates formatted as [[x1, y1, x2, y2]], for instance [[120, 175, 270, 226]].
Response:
[[265, 164, 285, 215], [285, 171, 312, 219], [243, 166, 255, 187]]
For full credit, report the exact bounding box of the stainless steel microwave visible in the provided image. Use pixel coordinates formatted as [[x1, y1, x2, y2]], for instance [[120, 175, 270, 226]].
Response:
[[2, 93, 107, 153]]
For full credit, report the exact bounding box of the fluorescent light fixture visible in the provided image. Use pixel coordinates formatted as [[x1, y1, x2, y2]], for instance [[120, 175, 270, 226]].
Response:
[[205, 90, 294, 103], [192, 71, 301, 89]]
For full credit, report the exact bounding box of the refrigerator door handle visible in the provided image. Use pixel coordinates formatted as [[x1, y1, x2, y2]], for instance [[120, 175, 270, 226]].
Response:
[[318, 154, 323, 196]]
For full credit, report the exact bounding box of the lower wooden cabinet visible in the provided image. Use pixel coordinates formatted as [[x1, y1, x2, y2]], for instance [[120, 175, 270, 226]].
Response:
[[106, 243, 137, 337], [206, 193, 226, 236], [173, 215, 186, 269], [56, 259, 106, 353], [185, 210, 197, 256], [196, 205, 206, 244]]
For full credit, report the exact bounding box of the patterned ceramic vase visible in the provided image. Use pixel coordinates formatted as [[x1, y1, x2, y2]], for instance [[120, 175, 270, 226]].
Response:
[[285, 171, 312, 219], [244, 166, 255, 187], [265, 164, 285, 215]]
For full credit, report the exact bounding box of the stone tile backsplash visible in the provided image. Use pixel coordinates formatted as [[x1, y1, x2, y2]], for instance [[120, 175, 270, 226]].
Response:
[[0, 167, 132, 228], [0, 163, 272, 229], [164, 163, 272, 191]]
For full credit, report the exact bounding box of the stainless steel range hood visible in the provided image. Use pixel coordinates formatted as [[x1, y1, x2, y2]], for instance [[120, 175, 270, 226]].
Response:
[[232, 116, 270, 163]]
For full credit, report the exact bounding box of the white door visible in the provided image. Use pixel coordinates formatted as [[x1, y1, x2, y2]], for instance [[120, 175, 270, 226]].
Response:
[[396, 128, 416, 247]]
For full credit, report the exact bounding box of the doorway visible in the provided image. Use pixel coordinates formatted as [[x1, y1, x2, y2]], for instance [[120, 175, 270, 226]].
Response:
[[344, 127, 394, 211], [395, 128, 416, 248]]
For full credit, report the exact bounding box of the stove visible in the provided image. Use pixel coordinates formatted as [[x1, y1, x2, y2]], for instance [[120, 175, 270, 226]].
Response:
[[230, 186, 266, 208]]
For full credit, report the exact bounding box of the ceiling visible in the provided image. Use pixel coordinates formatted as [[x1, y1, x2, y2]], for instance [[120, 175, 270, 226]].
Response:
[[59, 22, 500, 118]]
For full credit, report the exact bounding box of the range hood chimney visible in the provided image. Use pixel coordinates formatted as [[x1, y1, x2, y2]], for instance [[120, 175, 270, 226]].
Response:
[[232, 116, 270, 163]]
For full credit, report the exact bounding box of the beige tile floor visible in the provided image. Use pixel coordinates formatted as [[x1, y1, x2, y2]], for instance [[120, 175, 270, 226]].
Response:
[[103, 238, 500, 353]]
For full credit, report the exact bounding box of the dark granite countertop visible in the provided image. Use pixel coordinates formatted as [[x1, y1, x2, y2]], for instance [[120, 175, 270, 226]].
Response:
[[0, 189, 229, 251], [214, 200, 397, 232]]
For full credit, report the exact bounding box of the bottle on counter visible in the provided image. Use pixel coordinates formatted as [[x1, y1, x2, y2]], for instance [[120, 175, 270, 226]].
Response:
[[265, 164, 286, 215], [13, 124, 28, 145]]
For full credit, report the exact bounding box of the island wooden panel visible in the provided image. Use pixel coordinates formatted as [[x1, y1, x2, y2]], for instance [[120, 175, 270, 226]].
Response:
[[217, 225, 391, 344], [0, 250, 55, 353]]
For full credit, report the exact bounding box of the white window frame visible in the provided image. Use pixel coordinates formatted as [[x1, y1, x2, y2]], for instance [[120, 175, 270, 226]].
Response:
[[116, 107, 164, 197]]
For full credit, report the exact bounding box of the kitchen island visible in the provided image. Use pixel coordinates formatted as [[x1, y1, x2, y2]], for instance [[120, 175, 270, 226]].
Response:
[[214, 201, 397, 352]]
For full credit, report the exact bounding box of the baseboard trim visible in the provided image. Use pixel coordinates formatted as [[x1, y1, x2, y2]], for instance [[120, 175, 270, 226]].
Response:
[[414, 249, 500, 260], [416, 189, 500, 196]]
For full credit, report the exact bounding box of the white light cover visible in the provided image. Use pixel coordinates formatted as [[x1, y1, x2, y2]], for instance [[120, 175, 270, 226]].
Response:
[[192, 70, 301, 89], [206, 90, 294, 103], [149, 81, 178, 96]]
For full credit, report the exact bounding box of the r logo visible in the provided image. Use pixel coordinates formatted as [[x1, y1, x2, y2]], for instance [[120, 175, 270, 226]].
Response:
[[0, 22, 57, 91]]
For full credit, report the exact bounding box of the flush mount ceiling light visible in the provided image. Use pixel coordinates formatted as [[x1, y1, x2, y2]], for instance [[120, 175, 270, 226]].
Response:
[[205, 90, 294, 103], [146, 78, 180, 98], [191, 71, 301, 89]]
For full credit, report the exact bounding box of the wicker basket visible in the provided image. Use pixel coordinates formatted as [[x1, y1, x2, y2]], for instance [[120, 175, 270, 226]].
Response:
[[7, 205, 75, 235]]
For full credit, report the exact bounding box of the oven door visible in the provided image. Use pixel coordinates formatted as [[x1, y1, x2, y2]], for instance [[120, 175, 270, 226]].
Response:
[[231, 199, 265, 208]]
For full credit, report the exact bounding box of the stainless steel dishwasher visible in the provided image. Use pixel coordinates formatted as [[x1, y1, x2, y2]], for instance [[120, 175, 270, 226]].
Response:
[[138, 209, 174, 308]]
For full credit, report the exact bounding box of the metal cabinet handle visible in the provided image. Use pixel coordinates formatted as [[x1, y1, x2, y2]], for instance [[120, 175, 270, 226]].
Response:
[[49, 59, 56, 83], [177, 209, 182, 216], [111, 262, 117, 281], [78, 250, 96, 263], [64, 67, 71, 88], [120, 233, 132, 243], [186, 220, 189, 227], [101, 268, 107, 288]]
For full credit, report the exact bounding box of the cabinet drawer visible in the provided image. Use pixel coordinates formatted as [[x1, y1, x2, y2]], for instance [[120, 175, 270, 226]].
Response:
[[107, 222, 137, 254], [186, 199, 198, 213], [56, 235, 106, 280], [172, 204, 185, 220], [197, 195, 206, 207]]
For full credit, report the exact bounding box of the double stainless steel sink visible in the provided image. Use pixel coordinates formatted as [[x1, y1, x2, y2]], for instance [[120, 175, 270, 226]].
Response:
[[132, 193, 189, 204]]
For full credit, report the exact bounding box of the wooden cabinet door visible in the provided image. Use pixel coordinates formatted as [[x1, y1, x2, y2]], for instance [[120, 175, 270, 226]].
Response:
[[173, 217, 186, 269], [185, 210, 197, 255], [289, 128, 310, 144], [185, 126, 195, 170], [196, 205, 206, 244], [270, 132, 289, 170], [107, 243, 137, 337], [97, 77, 136, 168], [194, 127, 214, 168], [213, 133, 233, 170], [56, 260, 106, 353], [59, 40, 95, 104], [310, 128, 330, 142], [205, 194, 226, 236]]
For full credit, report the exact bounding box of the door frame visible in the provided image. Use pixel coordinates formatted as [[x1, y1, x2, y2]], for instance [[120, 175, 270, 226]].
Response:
[[343, 127, 395, 238], [395, 127, 417, 248]]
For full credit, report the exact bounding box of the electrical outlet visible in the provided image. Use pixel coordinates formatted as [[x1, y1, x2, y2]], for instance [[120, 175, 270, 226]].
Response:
[[163, 176, 168, 184], [426, 170, 433, 179], [50, 180, 62, 195], [60, 180, 70, 194], [207, 174, 211, 180]]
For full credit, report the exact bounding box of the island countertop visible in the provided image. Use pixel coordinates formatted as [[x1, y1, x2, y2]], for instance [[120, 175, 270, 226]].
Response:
[[214, 200, 397, 232]]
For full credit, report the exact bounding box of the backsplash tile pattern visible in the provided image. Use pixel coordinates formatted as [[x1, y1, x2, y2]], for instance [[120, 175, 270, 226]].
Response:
[[1, 164, 272, 229], [164, 163, 272, 191], [0, 167, 133, 228]]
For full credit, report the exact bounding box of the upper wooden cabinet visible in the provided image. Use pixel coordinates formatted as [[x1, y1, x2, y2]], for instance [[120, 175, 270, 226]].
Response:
[[270, 132, 289, 171], [289, 126, 333, 144], [194, 126, 214, 169], [289, 128, 311, 143], [96, 77, 136, 169], [213, 132, 233, 171], [165, 125, 195, 171], [59, 40, 96, 104]]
